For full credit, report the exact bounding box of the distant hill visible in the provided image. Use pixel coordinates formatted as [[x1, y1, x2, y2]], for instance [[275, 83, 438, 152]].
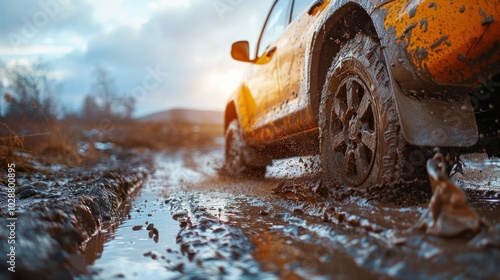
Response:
[[137, 108, 223, 125]]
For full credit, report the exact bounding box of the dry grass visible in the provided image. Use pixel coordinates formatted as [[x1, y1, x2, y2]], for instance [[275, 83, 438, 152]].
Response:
[[109, 121, 223, 150], [0, 122, 36, 172], [0, 119, 224, 174], [36, 123, 83, 166]]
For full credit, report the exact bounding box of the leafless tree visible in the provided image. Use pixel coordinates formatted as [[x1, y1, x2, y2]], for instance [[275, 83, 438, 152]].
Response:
[[0, 60, 60, 127], [90, 64, 115, 119], [86, 64, 136, 122], [121, 95, 136, 120], [82, 94, 100, 123]]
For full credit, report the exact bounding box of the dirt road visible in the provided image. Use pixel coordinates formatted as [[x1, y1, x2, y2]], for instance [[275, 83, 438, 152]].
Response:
[[81, 147, 500, 279]]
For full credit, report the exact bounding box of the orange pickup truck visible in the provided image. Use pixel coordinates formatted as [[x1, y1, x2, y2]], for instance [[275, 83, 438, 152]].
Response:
[[224, 0, 500, 188]]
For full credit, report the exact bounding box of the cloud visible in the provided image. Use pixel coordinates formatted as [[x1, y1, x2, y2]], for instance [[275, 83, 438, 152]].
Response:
[[0, 0, 273, 117], [0, 0, 99, 48]]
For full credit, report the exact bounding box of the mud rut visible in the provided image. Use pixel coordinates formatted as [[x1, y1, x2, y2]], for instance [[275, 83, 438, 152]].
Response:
[[80, 148, 500, 279]]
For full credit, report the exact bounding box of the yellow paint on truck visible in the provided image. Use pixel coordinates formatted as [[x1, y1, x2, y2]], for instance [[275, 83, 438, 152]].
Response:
[[384, 0, 500, 85]]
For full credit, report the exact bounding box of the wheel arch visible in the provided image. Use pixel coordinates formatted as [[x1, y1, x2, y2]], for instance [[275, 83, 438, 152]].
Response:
[[308, 1, 478, 147], [224, 101, 238, 133], [309, 3, 379, 122]]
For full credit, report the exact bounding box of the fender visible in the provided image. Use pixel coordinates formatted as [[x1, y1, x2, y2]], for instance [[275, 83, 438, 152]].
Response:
[[227, 83, 256, 136], [309, 0, 486, 147], [370, 0, 500, 146]]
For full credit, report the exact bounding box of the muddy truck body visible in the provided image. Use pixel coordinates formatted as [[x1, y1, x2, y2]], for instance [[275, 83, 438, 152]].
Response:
[[224, 0, 500, 187]]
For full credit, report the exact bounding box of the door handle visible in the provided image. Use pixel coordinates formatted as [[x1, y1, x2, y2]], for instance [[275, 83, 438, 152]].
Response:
[[308, 0, 324, 15], [266, 46, 277, 58]]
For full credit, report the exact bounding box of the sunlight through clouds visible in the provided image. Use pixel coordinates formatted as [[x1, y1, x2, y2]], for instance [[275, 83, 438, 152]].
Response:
[[0, 0, 271, 117]]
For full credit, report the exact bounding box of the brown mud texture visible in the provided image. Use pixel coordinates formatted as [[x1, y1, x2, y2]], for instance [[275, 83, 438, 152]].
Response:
[[1, 147, 499, 279], [0, 149, 153, 279], [78, 149, 499, 279]]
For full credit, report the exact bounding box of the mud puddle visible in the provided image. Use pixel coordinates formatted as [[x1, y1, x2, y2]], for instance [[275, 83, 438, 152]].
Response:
[[80, 150, 274, 279], [79, 152, 208, 279], [82, 193, 181, 278], [81, 149, 500, 279]]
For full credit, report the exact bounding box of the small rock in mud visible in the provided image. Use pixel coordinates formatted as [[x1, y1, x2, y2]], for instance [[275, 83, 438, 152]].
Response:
[[143, 250, 160, 259], [19, 188, 38, 198], [193, 206, 207, 213], [259, 210, 269, 216], [16, 185, 34, 194], [336, 212, 347, 223], [172, 210, 188, 220], [179, 218, 189, 228], [172, 262, 184, 273], [33, 181, 50, 189], [347, 216, 360, 226], [322, 212, 330, 222], [146, 223, 155, 231], [181, 243, 196, 257], [151, 251, 159, 259], [213, 227, 225, 233], [215, 251, 226, 260], [132, 225, 143, 231]]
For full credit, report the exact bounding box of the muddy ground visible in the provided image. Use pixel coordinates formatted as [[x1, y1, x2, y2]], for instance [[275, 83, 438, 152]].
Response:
[[1, 145, 500, 279], [0, 147, 154, 279]]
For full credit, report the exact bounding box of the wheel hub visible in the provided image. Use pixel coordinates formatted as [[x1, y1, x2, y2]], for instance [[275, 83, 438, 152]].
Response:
[[348, 116, 361, 143], [330, 75, 377, 186]]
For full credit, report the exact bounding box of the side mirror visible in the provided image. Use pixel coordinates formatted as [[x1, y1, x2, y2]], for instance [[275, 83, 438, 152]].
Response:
[[231, 41, 254, 63]]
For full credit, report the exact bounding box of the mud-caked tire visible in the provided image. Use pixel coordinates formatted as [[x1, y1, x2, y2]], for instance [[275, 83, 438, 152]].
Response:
[[319, 34, 412, 188], [225, 120, 266, 178]]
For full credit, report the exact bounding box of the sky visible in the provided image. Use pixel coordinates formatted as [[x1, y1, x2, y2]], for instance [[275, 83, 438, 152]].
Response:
[[0, 0, 272, 117]]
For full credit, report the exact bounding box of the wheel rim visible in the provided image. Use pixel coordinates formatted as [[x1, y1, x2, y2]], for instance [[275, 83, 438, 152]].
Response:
[[329, 75, 377, 186]]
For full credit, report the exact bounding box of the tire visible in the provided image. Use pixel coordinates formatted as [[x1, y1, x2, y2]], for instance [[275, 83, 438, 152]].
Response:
[[224, 119, 266, 178], [319, 34, 407, 188]]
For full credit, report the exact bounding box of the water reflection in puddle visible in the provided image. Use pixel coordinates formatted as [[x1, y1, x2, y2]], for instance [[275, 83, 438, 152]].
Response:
[[79, 152, 212, 279], [78, 150, 500, 279], [82, 194, 181, 278]]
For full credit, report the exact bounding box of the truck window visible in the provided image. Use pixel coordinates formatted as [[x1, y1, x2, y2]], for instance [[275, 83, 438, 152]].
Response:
[[291, 0, 312, 20], [257, 0, 291, 57]]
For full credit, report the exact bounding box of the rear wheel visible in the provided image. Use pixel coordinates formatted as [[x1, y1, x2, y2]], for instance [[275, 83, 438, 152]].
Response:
[[319, 34, 408, 188], [225, 120, 266, 178]]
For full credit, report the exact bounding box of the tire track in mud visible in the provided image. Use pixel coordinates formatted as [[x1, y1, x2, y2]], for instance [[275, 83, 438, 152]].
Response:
[[85, 148, 500, 279]]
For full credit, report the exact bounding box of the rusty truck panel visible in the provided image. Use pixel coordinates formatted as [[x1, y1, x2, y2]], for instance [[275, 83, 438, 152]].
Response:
[[383, 0, 500, 86]]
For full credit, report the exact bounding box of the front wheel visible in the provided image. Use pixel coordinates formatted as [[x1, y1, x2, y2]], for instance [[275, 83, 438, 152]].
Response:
[[224, 120, 266, 178], [319, 34, 409, 188]]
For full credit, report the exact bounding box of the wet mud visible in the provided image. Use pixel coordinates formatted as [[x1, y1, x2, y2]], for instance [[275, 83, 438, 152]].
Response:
[[81, 148, 499, 279], [0, 149, 153, 279]]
